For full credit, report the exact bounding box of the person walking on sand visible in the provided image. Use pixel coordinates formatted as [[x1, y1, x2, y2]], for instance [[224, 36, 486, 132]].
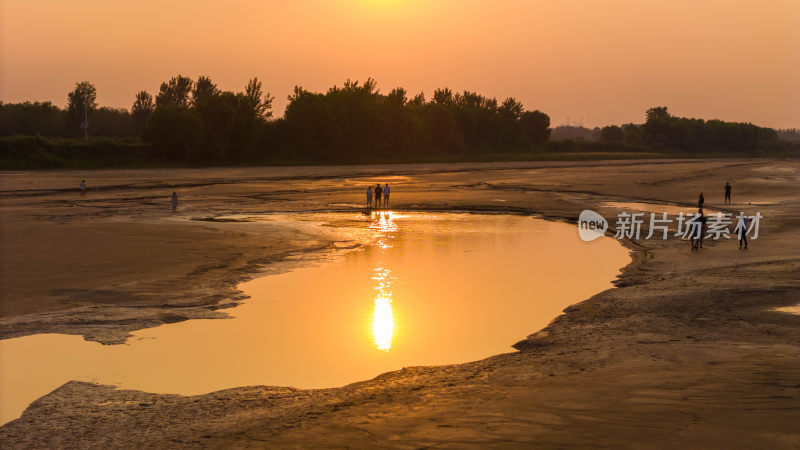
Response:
[[80, 180, 86, 198], [383, 183, 390, 208], [366, 185, 373, 208], [374, 184, 383, 209], [698, 212, 707, 249], [171, 192, 178, 212], [724, 182, 732, 204], [734, 214, 749, 249], [698, 192, 704, 210], [687, 213, 702, 251]]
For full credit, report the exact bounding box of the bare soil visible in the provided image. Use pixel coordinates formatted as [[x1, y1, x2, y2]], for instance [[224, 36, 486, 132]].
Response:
[[1, 159, 798, 448]]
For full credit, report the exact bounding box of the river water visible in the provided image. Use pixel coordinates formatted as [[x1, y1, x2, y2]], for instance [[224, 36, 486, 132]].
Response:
[[0, 212, 629, 424]]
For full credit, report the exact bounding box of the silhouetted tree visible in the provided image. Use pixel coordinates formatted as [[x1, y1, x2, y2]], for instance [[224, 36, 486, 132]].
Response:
[[498, 97, 525, 144], [622, 124, 643, 146], [142, 105, 202, 161], [0, 101, 66, 136], [386, 87, 407, 107], [131, 91, 154, 133], [646, 106, 670, 122], [642, 106, 672, 146], [423, 102, 464, 153], [432, 88, 454, 105], [777, 128, 800, 143], [91, 107, 136, 136], [156, 75, 193, 107], [67, 81, 97, 135], [245, 77, 274, 119], [641, 106, 777, 152], [192, 76, 219, 105], [499, 97, 524, 122], [5, 79, 793, 166], [407, 92, 425, 107], [520, 110, 551, 145], [600, 125, 624, 143], [551, 125, 597, 141]]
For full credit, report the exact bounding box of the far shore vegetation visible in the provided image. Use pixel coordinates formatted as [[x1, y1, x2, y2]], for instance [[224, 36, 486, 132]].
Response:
[[1, 77, 798, 170]]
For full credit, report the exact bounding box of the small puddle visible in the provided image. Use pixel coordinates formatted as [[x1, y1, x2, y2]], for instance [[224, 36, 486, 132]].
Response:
[[771, 304, 800, 315], [0, 212, 629, 424]]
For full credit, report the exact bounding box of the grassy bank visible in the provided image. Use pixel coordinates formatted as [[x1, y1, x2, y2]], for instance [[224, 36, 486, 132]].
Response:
[[0, 136, 166, 170], [1, 135, 797, 170]]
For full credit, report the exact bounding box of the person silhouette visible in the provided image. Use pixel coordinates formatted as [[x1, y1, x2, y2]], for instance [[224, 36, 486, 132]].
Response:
[[366, 185, 373, 208], [734, 214, 749, 249], [383, 183, 390, 207], [374, 184, 383, 209], [724, 182, 731, 204], [80, 180, 86, 198], [171, 192, 178, 212], [688, 212, 702, 251], [698, 212, 707, 249], [698, 192, 704, 211]]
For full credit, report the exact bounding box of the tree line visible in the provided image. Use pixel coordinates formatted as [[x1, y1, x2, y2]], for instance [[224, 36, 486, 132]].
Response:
[[1, 77, 550, 164], [549, 107, 786, 153], [1, 78, 795, 166]]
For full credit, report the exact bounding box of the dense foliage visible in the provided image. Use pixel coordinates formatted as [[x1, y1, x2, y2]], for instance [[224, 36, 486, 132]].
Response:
[[639, 106, 779, 152], [1, 77, 550, 164], [1, 79, 796, 168], [280, 80, 550, 162]]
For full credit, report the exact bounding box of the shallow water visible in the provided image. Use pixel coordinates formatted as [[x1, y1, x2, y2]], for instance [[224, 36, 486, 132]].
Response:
[[602, 201, 721, 216], [771, 304, 800, 315], [0, 212, 629, 424]]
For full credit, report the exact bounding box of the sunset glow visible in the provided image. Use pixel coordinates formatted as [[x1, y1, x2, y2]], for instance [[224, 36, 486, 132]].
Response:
[[1, 0, 798, 127], [1, 0, 798, 445]]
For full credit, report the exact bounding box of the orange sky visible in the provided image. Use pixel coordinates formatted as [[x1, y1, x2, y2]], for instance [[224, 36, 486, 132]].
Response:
[[2, 0, 798, 128]]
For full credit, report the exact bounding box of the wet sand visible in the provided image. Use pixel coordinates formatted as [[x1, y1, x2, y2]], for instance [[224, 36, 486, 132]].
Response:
[[1, 159, 799, 447]]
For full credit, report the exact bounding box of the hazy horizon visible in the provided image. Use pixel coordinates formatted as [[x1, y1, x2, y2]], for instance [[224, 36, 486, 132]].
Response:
[[2, 0, 799, 128]]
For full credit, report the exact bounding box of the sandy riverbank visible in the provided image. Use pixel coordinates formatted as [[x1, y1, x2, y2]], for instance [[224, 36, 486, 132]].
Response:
[[1, 159, 799, 448]]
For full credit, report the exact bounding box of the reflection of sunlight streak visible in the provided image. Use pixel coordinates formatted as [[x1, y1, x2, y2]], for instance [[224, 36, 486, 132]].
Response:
[[372, 268, 394, 351], [367, 214, 400, 350], [369, 211, 399, 249], [373, 296, 393, 351]]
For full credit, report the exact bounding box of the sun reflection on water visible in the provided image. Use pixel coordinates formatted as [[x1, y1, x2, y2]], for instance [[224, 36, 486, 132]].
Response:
[[368, 212, 401, 350], [369, 211, 399, 249], [372, 267, 394, 351]]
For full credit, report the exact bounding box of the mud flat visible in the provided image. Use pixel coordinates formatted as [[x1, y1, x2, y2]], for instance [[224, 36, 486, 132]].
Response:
[[1, 159, 799, 448]]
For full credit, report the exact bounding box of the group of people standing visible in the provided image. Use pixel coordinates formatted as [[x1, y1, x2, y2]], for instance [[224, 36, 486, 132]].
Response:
[[690, 181, 748, 251], [366, 183, 390, 209]]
